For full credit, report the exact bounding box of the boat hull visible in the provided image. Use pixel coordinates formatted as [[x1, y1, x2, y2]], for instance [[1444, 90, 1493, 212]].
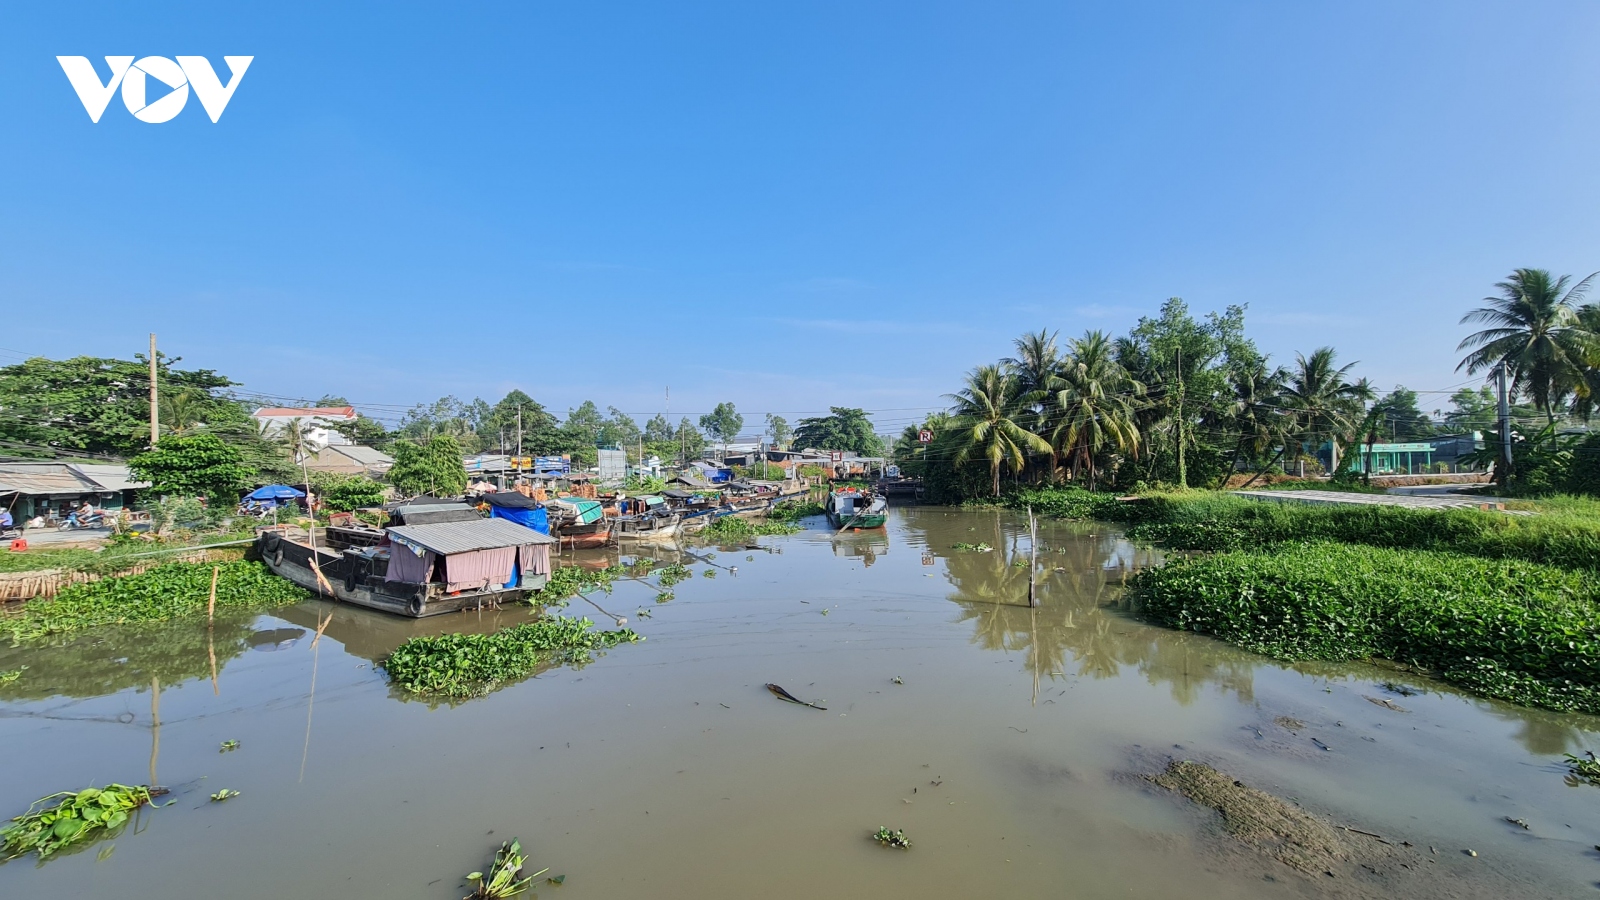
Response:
[[258, 533, 544, 618], [826, 512, 887, 529]]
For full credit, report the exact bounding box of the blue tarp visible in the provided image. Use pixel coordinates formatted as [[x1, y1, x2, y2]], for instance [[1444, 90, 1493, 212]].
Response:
[[489, 504, 549, 535], [691, 462, 732, 483], [247, 484, 306, 501]]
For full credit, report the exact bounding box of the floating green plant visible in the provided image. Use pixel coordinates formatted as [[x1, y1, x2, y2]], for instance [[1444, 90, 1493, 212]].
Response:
[[219, 740, 240, 753], [2, 784, 154, 861], [209, 789, 239, 802], [871, 826, 911, 849], [466, 839, 546, 899], [1564, 752, 1600, 786], [951, 542, 992, 552], [384, 617, 642, 698]]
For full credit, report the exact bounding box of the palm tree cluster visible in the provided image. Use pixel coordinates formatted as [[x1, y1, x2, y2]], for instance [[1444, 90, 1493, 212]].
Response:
[[1457, 268, 1600, 429], [897, 300, 1374, 496]]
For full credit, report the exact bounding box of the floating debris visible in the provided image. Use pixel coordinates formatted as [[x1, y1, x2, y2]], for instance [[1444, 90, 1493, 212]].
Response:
[[209, 789, 239, 802], [1504, 817, 1530, 830], [871, 826, 911, 849], [219, 740, 240, 752], [465, 839, 546, 899], [951, 542, 992, 552], [1562, 751, 1600, 787], [765, 683, 826, 710], [1363, 696, 1409, 713]]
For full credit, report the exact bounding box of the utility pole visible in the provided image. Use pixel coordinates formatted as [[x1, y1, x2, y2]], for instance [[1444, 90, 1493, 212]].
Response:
[[516, 406, 523, 471], [1174, 346, 1186, 488], [148, 333, 159, 447], [1496, 361, 1513, 488]]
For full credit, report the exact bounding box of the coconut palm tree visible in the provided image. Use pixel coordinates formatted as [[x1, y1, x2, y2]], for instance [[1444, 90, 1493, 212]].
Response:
[[157, 388, 205, 435], [1048, 331, 1142, 489], [1222, 361, 1290, 488], [1458, 268, 1600, 430], [1280, 348, 1371, 473], [947, 365, 1052, 496], [1003, 330, 1064, 475]]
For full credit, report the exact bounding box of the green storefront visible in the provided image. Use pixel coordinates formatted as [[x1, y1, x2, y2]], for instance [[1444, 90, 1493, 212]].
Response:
[[1360, 442, 1434, 475]]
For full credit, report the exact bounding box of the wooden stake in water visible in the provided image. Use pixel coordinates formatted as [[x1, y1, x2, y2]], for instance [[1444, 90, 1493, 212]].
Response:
[[207, 565, 219, 623], [1027, 505, 1039, 608]]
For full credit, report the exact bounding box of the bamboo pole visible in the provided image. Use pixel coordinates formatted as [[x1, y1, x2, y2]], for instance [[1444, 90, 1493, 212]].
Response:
[[207, 565, 218, 623], [1027, 505, 1039, 609]]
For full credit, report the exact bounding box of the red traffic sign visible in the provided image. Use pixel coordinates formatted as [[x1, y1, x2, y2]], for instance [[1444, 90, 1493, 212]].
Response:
[[918, 429, 933, 443]]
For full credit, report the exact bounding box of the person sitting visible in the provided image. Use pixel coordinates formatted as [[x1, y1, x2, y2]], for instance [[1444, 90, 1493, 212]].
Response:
[[0, 509, 13, 530], [68, 501, 97, 527]]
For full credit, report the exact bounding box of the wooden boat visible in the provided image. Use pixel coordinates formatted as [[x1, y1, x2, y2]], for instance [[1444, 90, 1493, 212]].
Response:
[[824, 487, 888, 529], [256, 507, 557, 618], [545, 496, 613, 549], [611, 495, 683, 542]]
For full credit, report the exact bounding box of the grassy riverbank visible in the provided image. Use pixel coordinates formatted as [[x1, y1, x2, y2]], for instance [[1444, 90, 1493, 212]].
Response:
[[1005, 486, 1600, 569], [1132, 543, 1600, 713], [1003, 486, 1600, 713], [3, 560, 309, 641]]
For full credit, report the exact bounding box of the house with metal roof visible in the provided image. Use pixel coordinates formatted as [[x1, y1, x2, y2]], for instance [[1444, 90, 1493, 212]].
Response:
[[304, 444, 394, 477], [0, 462, 150, 523]]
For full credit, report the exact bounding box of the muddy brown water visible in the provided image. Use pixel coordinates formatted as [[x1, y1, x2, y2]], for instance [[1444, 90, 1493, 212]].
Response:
[[1, 507, 1598, 898]]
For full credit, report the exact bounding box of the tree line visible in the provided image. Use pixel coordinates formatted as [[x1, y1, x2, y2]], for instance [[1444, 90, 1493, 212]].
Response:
[[893, 269, 1600, 499]]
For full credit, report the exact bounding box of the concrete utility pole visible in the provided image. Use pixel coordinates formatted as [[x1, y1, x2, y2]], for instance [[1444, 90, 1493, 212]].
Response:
[[148, 333, 159, 447], [1496, 362, 1513, 487]]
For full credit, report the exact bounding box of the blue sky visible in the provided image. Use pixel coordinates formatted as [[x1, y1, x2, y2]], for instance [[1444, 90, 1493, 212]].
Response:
[[5, 2, 1600, 435]]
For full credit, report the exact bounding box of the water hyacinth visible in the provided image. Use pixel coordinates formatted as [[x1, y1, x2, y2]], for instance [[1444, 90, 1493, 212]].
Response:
[[383, 616, 642, 698]]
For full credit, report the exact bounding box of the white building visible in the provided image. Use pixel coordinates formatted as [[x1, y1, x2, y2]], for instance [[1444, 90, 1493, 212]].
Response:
[[250, 406, 359, 451]]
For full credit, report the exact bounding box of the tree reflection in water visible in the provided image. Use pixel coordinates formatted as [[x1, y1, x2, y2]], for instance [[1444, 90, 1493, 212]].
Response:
[[906, 509, 1260, 706]]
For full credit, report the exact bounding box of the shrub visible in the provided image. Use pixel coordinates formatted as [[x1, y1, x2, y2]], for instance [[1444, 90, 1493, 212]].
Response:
[[309, 472, 387, 511], [1132, 542, 1600, 713]]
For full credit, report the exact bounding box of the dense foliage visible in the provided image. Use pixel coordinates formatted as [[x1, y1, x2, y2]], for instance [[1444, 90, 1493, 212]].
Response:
[[699, 516, 802, 539], [309, 471, 387, 511], [1132, 543, 1600, 713], [387, 434, 469, 497], [5, 560, 309, 641], [129, 432, 253, 502], [793, 407, 886, 458], [1005, 486, 1600, 571], [382, 616, 642, 697]]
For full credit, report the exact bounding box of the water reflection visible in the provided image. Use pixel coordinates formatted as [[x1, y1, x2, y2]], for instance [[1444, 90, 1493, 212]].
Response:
[[901, 508, 1260, 706], [0, 613, 263, 703], [831, 529, 889, 567]]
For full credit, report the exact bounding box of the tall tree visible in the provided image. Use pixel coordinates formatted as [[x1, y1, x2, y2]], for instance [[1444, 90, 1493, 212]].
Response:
[[0, 354, 233, 457], [1048, 331, 1142, 489], [792, 407, 885, 457], [947, 365, 1051, 496], [699, 402, 744, 458], [129, 432, 254, 502], [1457, 268, 1600, 430], [675, 417, 707, 461], [387, 435, 468, 497], [765, 413, 792, 449], [1280, 347, 1371, 472], [1219, 361, 1290, 486], [1370, 387, 1434, 441]]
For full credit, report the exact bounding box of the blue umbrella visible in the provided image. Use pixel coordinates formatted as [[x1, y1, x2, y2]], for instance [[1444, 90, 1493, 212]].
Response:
[[247, 484, 306, 501]]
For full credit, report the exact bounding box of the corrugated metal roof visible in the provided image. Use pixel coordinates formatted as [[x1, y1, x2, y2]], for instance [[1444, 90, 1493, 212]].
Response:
[[0, 472, 99, 494], [70, 464, 150, 492], [331, 445, 392, 465], [387, 517, 556, 554]]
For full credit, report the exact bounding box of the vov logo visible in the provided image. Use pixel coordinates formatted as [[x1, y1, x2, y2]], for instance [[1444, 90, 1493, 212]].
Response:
[[57, 56, 253, 123]]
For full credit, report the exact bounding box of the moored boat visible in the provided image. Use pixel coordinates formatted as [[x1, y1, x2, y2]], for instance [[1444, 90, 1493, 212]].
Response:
[[824, 487, 888, 529], [256, 505, 556, 618]]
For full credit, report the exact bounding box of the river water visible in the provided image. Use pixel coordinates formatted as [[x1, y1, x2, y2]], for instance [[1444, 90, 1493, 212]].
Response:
[[1, 507, 1597, 898]]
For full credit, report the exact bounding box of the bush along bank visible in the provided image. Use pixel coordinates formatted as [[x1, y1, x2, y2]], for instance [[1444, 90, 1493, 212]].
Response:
[[382, 616, 642, 698], [1002, 486, 1600, 571], [4, 560, 310, 642], [1131, 542, 1600, 714]]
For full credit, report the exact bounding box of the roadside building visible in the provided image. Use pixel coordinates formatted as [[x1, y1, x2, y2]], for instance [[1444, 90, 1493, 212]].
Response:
[[0, 461, 150, 523], [304, 444, 394, 478]]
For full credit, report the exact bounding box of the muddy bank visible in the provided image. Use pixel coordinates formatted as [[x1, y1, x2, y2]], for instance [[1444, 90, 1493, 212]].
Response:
[[1144, 757, 1563, 899]]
